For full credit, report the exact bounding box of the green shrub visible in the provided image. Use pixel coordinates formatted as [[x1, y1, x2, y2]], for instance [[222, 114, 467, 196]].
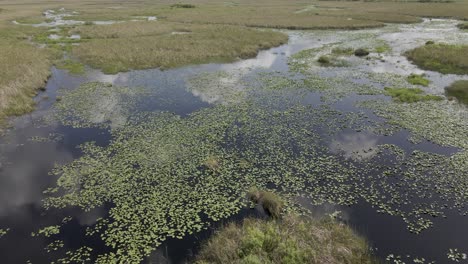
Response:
[[384, 87, 443, 103], [425, 40, 435, 45], [458, 23, 468, 30], [407, 73, 430, 86], [445, 80, 468, 104], [195, 214, 376, 264], [354, 48, 370, 57], [317, 55, 330, 64]]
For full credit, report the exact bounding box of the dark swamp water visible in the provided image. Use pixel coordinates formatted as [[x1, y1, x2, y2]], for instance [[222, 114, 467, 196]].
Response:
[[1, 19, 468, 263]]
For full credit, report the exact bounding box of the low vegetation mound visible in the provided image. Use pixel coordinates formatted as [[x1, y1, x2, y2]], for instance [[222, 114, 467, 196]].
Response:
[[72, 22, 288, 74], [195, 214, 375, 264], [445, 80, 468, 104], [407, 73, 430, 87], [405, 44, 468, 75], [384, 87, 443, 103]]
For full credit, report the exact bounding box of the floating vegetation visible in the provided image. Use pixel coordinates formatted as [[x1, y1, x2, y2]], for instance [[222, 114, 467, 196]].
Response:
[[447, 248, 467, 262], [0, 228, 9, 239], [187, 71, 246, 104], [383, 87, 443, 103], [445, 80, 468, 105], [28, 133, 64, 143], [407, 74, 430, 87], [45, 240, 65, 253], [195, 214, 375, 264], [358, 99, 468, 149], [51, 82, 149, 129], [31, 225, 60, 238]]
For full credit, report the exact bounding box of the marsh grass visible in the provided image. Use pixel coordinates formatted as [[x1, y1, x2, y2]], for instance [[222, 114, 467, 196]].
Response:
[[195, 214, 376, 264], [445, 80, 468, 104], [0, 37, 51, 127], [457, 23, 468, 30], [407, 74, 430, 87], [72, 22, 288, 74], [247, 189, 283, 219], [384, 87, 443, 103], [405, 44, 468, 75]]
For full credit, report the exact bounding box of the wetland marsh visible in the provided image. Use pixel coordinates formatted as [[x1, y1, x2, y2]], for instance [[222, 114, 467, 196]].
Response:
[[1, 1, 468, 263]]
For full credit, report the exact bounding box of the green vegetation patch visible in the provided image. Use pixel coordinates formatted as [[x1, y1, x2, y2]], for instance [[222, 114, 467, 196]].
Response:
[[56, 59, 85, 75], [72, 22, 288, 74], [407, 73, 430, 87], [457, 23, 468, 30], [195, 214, 375, 264], [51, 82, 148, 128], [384, 87, 443, 103], [405, 44, 468, 75], [0, 228, 9, 239], [445, 80, 468, 105]]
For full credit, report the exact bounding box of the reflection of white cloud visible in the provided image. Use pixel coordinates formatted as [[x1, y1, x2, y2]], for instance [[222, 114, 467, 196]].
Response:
[[75, 207, 106, 226], [330, 132, 378, 161], [188, 72, 245, 104], [0, 130, 74, 217]]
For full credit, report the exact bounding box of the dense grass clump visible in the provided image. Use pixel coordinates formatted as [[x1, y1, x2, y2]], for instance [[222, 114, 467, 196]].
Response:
[[445, 80, 468, 104], [317, 55, 331, 65], [407, 73, 430, 86], [354, 48, 370, 57], [247, 189, 283, 219], [0, 38, 52, 127], [384, 87, 443, 103], [195, 214, 376, 264], [405, 44, 468, 75]]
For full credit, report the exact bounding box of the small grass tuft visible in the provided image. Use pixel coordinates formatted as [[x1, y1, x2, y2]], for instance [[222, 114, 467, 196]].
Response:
[[445, 80, 468, 105], [354, 48, 370, 57], [247, 189, 283, 219], [56, 59, 85, 75], [317, 55, 331, 64], [425, 40, 435, 45], [331, 47, 354, 55], [457, 23, 468, 30], [384, 87, 443, 103], [195, 214, 376, 264], [204, 156, 221, 172], [407, 73, 430, 87]]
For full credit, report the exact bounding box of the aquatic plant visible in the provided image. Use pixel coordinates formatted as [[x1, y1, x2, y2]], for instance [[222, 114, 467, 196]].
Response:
[[0, 228, 9, 239], [445, 80, 468, 104], [195, 214, 376, 264], [56, 59, 85, 75], [407, 74, 430, 87], [384, 87, 443, 103]]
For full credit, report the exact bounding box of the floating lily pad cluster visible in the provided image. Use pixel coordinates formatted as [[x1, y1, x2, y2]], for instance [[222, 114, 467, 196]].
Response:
[[51, 82, 149, 129], [45, 80, 468, 261]]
